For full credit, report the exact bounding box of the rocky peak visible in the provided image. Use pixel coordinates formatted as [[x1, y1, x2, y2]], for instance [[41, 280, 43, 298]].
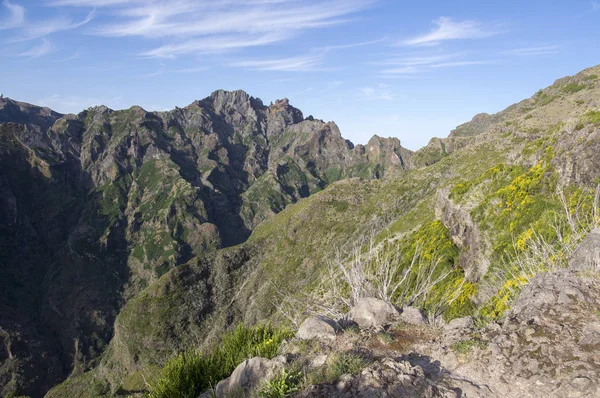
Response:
[[364, 134, 412, 170], [206, 89, 264, 115], [268, 98, 304, 124], [0, 97, 62, 131]]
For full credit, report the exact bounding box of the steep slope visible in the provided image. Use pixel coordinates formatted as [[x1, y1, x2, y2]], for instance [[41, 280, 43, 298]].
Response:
[[48, 65, 600, 397], [0, 92, 410, 398], [3, 64, 600, 397]]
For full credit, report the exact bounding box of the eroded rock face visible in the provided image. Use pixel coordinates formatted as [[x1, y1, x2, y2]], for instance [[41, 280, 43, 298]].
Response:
[[215, 356, 286, 398], [435, 188, 489, 281], [296, 357, 480, 398], [349, 298, 400, 329], [568, 228, 600, 271], [444, 270, 600, 398]]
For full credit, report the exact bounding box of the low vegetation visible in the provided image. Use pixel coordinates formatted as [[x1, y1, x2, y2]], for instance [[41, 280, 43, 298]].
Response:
[[148, 324, 293, 398]]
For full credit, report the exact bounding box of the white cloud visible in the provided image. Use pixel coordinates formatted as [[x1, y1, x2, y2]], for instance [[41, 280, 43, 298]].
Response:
[[505, 45, 559, 56], [141, 33, 287, 58], [359, 84, 395, 101], [18, 38, 55, 58], [374, 53, 460, 67], [378, 52, 491, 76], [430, 60, 494, 68], [230, 54, 322, 72], [0, 0, 25, 29], [401, 17, 495, 46], [174, 66, 211, 73], [49, 0, 375, 57], [380, 66, 421, 75], [12, 9, 95, 42], [53, 51, 80, 62]]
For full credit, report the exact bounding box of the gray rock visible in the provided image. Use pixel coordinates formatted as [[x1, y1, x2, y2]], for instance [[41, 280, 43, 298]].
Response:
[[295, 316, 340, 341], [309, 354, 328, 368], [400, 306, 427, 325], [568, 228, 600, 271], [444, 317, 474, 331], [215, 356, 286, 398], [443, 316, 474, 344], [294, 357, 485, 398], [435, 188, 490, 280], [349, 297, 400, 329], [579, 322, 600, 346]]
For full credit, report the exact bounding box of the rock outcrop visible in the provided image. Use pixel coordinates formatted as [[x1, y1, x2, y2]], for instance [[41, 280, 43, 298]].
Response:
[[435, 188, 490, 281], [296, 316, 340, 341], [215, 356, 287, 397], [568, 228, 600, 271], [349, 298, 400, 329], [438, 270, 600, 398], [399, 306, 427, 325]]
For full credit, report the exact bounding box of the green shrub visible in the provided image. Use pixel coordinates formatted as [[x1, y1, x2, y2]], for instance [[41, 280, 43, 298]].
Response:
[[325, 352, 369, 381], [148, 324, 293, 398], [561, 83, 586, 94], [584, 110, 600, 125], [259, 370, 301, 398], [450, 339, 487, 355], [307, 352, 370, 386]]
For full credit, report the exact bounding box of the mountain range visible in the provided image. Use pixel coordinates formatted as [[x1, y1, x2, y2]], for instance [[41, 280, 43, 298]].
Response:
[[1, 64, 600, 397]]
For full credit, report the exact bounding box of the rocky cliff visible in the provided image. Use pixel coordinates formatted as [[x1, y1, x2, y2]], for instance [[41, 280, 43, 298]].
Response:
[[0, 91, 410, 397]]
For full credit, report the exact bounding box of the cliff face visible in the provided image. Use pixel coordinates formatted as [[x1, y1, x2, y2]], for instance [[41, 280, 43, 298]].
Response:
[[0, 91, 411, 397]]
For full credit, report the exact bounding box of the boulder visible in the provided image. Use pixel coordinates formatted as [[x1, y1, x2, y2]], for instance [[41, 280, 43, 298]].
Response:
[[399, 306, 427, 325], [295, 316, 340, 341], [215, 356, 286, 397], [568, 228, 600, 271], [349, 297, 400, 329], [444, 317, 474, 331], [443, 317, 474, 344], [579, 322, 600, 346]]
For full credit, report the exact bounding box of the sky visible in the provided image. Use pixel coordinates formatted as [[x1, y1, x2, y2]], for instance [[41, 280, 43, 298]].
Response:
[[1, 1, 599, 150]]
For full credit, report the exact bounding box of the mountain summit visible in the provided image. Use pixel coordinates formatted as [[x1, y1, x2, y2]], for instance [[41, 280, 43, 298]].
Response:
[[0, 90, 409, 397]]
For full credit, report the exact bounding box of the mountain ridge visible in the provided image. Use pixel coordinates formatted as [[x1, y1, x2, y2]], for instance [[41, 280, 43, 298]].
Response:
[[0, 88, 411, 398], [1, 64, 600, 397]]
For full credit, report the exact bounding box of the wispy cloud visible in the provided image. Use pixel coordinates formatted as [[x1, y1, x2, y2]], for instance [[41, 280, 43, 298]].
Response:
[[229, 36, 382, 72], [53, 51, 81, 63], [140, 33, 287, 58], [230, 54, 323, 72], [358, 84, 395, 101], [374, 53, 461, 67], [430, 60, 494, 68], [317, 37, 388, 51], [400, 17, 495, 46], [12, 9, 95, 42], [0, 0, 24, 29], [377, 52, 491, 76], [174, 66, 211, 73], [506, 45, 560, 56], [18, 38, 55, 58], [50, 0, 375, 58]]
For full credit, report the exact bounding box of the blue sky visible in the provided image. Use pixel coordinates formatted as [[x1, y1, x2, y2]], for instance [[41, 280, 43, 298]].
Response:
[[1, 0, 599, 149]]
